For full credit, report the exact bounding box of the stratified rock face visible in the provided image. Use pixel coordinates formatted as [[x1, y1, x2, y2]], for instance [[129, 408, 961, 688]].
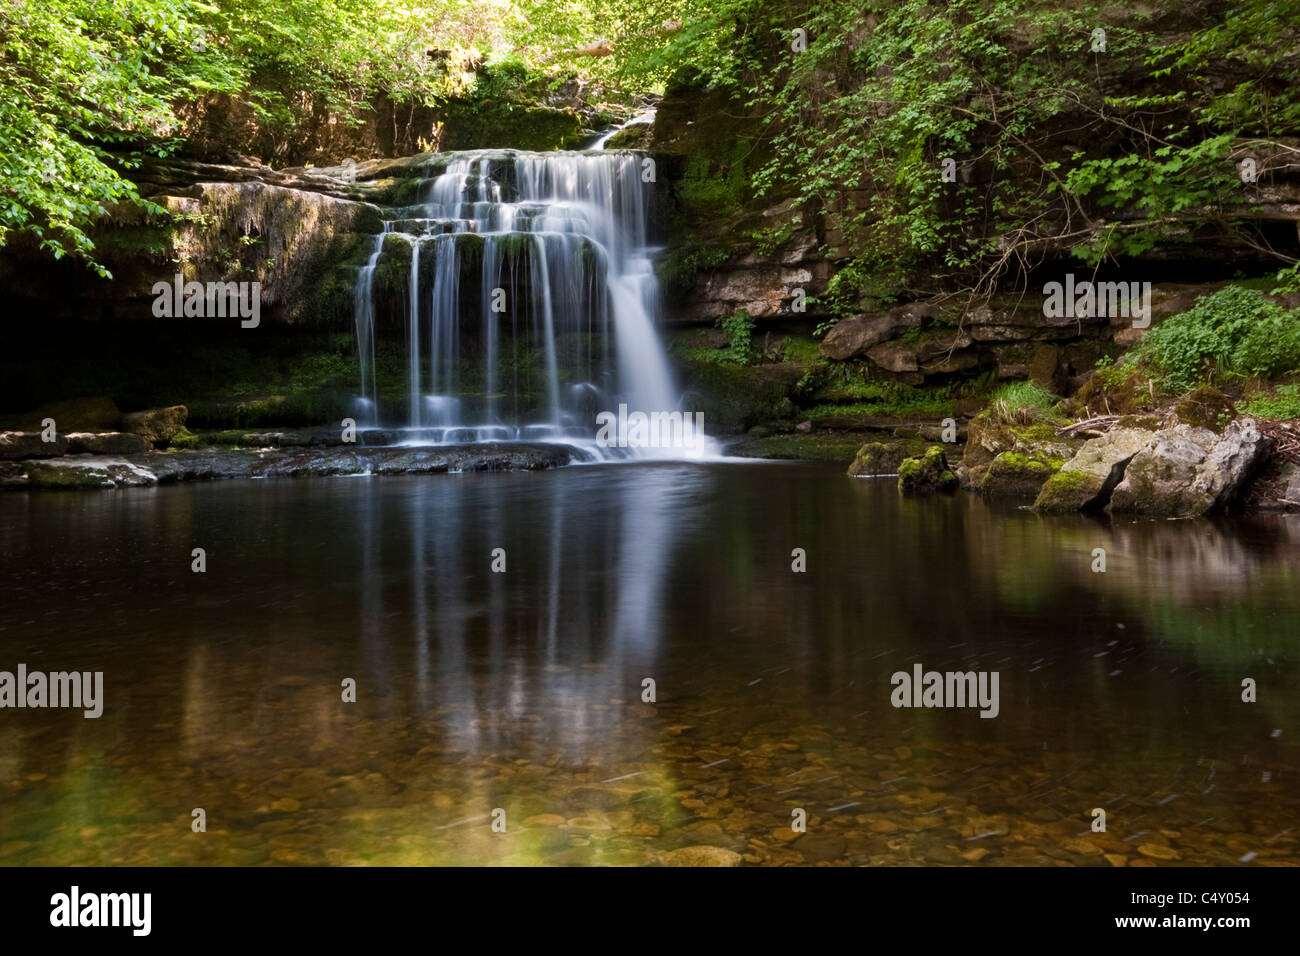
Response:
[[163, 181, 380, 323], [1034, 424, 1157, 512], [898, 446, 958, 495], [681, 237, 823, 323], [0, 431, 69, 460], [123, 406, 189, 446], [1108, 419, 1272, 517], [0, 172, 381, 327], [820, 309, 923, 361]]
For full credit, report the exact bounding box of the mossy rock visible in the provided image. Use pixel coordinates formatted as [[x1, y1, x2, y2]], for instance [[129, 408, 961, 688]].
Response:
[[168, 426, 202, 450], [1173, 386, 1237, 433], [676, 358, 801, 433], [848, 439, 935, 477], [898, 446, 958, 495], [980, 450, 1065, 498], [1032, 467, 1102, 512], [1033, 425, 1156, 512]]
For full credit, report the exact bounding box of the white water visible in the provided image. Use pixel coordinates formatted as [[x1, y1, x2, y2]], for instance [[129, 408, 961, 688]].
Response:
[[352, 148, 718, 458]]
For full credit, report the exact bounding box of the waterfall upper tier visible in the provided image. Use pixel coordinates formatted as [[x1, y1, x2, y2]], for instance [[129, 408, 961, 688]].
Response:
[[351, 149, 715, 459]]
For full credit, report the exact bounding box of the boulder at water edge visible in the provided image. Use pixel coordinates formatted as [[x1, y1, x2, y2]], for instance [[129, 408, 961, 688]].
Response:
[[1034, 422, 1158, 512], [898, 446, 958, 495], [1107, 419, 1271, 517]]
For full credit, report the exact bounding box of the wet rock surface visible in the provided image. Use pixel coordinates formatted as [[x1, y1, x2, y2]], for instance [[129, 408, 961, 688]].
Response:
[[67, 432, 152, 456], [0, 431, 69, 460], [0, 442, 584, 490]]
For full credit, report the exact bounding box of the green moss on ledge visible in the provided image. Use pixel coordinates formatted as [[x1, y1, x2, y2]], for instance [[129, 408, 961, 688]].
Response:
[[980, 450, 1065, 498]]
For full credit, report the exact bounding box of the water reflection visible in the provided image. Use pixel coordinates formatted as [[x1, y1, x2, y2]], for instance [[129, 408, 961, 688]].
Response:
[[0, 464, 1296, 865]]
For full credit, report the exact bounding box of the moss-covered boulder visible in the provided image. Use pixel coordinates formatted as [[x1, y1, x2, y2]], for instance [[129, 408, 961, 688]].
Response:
[[898, 446, 958, 495], [958, 418, 1076, 489], [124, 405, 189, 446], [847, 439, 936, 477], [1034, 424, 1157, 512], [980, 449, 1066, 498]]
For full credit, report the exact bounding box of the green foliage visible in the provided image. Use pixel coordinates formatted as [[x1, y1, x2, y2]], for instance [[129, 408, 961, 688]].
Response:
[[1137, 286, 1300, 392], [987, 380, 1061, 424], [584, 0, 1300, 300], [0, 0, 519, 270], [1242, 384, 1300, 420], [717, 310, 755, 365]]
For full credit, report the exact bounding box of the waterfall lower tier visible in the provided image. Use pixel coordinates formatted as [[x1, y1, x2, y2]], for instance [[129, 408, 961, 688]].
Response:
[[350, 149, 716, 459]]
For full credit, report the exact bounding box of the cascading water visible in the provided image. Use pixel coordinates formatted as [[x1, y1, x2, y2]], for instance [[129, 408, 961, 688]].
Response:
[[351, 148, 713, 458]]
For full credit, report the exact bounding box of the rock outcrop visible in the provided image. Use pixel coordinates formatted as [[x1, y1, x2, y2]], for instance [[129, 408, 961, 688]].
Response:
[[1034, 422, 1159, 512], [1036, 417, 1272, 516], [1108, 419, 1272, 517], [0, 432, 69, 460], [0, 442, 588, 490]]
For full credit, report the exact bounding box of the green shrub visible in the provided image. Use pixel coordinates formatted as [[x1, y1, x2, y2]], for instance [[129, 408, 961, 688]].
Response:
[[1137, 286, 1300, 392]]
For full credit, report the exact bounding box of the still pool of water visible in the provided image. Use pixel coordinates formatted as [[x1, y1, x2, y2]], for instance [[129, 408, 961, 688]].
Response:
[[0, 462, 1296, 865]]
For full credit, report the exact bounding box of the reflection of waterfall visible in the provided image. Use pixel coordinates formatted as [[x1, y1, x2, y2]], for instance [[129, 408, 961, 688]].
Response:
[[610, 467, 678, 650], [343, 465, 711, 755], [351, 150, 715, 457]]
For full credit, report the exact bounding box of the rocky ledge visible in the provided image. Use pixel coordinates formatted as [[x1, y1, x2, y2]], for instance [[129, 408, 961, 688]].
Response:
[[849, 411, 1284, 518], [0, 443, 586, 491]]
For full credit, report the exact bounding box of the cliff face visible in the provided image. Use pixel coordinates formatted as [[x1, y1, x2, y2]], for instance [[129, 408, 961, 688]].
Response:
[[0, 159, 380, 327], [648, 84, 834, 328]]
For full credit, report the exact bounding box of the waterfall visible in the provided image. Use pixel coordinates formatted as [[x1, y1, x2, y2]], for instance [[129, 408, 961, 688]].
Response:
[[351, 224, 387, 426], [351, 149, 714, 458]]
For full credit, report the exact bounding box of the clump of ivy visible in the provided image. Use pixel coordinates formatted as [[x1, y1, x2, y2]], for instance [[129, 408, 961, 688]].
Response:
[[717, 310, 756, 365]]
